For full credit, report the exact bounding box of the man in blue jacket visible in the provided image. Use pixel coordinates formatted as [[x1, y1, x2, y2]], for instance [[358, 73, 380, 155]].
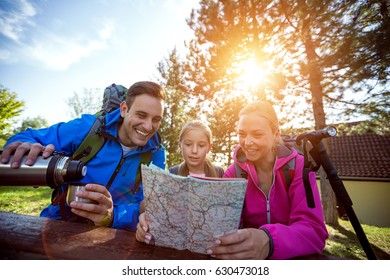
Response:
[[1, 81, 166, 231]]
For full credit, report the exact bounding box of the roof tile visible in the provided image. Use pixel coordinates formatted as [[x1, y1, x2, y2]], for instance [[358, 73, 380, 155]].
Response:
[[328, 135, 390, 178]]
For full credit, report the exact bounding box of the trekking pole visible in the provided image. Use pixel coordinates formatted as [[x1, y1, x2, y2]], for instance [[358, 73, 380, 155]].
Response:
[[296, 127, 377, 260]]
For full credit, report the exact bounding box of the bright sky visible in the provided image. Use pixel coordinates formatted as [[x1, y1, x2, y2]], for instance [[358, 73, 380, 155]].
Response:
[[0, 0, 199, 126]]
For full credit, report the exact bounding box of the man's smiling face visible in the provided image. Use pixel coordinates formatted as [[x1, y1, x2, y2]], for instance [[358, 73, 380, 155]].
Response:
[[118, 93, 164, 148]]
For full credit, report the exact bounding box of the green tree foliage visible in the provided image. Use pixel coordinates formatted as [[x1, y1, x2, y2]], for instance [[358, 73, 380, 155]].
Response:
[[337, 119, 390, 135], [185, 0, 388, 126], [184, 0, 389, 224], [337, 0, 390, 132], [65, 88, 101, 118], [157, 48, 195, 167], [12, 116, 49, 134], [207, 92, 247, 167], [0, 86, 24, 142], [275, 0, 389, 223]]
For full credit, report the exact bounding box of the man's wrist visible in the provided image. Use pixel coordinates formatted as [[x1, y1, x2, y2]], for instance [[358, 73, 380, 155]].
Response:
[[100, 214, 113, 227]]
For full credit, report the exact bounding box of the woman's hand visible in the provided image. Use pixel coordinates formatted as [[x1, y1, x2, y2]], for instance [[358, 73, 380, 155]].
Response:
[[69, 183, 114, 227], [135, 212, 154, 244], [207, 228, 270, 259]]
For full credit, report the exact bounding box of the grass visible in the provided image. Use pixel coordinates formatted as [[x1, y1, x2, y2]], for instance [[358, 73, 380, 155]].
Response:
[[324, 219, 390, 260], [0, 186, 389, 260], [0, 186, 52, 216]]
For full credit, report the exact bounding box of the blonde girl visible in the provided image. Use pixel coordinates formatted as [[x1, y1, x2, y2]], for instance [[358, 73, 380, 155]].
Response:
[[169, 120, 224, 178]]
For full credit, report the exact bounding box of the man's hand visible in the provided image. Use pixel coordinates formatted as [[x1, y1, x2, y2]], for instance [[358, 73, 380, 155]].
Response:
[[69, 183, 114, 227], [1, 142, 55, 168]]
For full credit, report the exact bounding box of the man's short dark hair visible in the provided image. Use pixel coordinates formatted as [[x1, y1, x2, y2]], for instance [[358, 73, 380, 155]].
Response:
[[126, 81, 167, 109]]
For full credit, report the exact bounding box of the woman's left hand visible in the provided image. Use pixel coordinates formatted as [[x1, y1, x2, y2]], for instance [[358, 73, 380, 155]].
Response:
[[207, 228, 270, 259], [69, 183, 114, 227]]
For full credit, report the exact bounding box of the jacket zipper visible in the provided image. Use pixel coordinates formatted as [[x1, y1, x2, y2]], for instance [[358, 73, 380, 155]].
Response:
[[106, 157, 125, 190], [246, 161, 276, 224], [106, 146, 154, 190]]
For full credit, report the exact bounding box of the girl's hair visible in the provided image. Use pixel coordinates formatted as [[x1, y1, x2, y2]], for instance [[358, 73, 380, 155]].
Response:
[[239, 101, 279, 132], [179, 120, 213, 144], [176, 120, 221, 177]]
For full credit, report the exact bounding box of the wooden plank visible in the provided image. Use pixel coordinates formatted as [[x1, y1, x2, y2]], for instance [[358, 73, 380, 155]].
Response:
[[0, 211, 341, 260], [0, 211, 211, 260]]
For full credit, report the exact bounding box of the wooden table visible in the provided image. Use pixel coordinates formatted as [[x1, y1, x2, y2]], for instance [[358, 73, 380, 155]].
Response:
[[0, 211, 341, 260]]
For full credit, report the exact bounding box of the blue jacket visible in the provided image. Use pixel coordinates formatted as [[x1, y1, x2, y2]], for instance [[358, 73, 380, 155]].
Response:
[[5, 108, 166, 230]]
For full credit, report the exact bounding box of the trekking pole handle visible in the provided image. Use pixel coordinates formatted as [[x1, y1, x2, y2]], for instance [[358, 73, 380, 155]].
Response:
[[296, 126, 337, 145]]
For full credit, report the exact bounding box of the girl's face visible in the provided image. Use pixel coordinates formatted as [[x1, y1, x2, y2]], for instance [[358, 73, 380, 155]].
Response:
[[180, 128, 211, 170], [237, 112, 279, 163]]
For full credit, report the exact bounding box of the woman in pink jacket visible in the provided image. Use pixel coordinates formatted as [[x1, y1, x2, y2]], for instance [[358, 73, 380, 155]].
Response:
[[207, 101, 328, 259]]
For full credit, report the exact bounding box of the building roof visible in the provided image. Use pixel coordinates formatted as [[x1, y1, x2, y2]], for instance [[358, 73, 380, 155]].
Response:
[[328, 134, 390, 179]]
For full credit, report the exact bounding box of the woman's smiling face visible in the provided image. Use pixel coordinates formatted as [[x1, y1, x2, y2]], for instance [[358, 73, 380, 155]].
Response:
[[237, 112, 278, 162]]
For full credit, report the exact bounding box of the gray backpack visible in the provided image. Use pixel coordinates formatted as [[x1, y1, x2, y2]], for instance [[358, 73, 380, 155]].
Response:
[[97, 83, 128, 117], [71, 83, 127, 163]]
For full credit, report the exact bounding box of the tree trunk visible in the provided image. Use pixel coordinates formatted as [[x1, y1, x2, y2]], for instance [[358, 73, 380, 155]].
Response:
[[319, 168, 339, 225], [319, 139, 339, 225], [304, 35, 339, 225]]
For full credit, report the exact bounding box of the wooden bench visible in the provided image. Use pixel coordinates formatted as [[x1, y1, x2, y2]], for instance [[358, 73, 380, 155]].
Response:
[[0, 211, 339, 260]]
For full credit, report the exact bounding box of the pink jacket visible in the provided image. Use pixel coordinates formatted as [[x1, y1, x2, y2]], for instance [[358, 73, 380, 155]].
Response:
[[224, 144, 328, 259]]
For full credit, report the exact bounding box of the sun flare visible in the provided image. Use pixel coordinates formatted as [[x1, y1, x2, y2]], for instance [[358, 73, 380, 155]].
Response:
[[237, 57, 267, 90]]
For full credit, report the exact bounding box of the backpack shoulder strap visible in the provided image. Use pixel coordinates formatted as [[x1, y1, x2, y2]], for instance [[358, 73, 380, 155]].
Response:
[[281, 155, 316, 209], [234, 163, 248, 179], [169, 165, 179, 175], [71, 115, 107, 164], [131, 150, 153, 195], [280, 158, 296, 191], [303, 167, 315, 208], [51, 115, 108, 221], [217, 166, 225, 178]]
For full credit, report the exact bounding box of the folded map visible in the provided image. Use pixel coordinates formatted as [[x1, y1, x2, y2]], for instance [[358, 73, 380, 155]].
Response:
[[141, 164, 247, 254]]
